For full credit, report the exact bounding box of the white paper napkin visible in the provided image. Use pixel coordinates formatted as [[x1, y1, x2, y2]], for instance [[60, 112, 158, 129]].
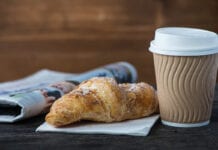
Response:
[[36, 115, 159, 136]]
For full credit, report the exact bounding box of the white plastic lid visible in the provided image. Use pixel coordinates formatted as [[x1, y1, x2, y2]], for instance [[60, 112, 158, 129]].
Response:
[[149, 27, 218, 56]]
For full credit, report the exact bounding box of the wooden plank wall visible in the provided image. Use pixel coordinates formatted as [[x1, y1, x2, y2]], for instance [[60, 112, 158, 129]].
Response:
[[0, 0, 217, 84]]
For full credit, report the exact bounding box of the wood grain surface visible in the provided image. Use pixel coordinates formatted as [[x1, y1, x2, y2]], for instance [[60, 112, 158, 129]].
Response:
[[0, 86, 217, 150], [0, 0, 217, 84]]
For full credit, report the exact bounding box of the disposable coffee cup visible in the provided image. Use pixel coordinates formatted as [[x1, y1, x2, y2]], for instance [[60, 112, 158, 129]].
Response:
[[149, 27, 218, 127]]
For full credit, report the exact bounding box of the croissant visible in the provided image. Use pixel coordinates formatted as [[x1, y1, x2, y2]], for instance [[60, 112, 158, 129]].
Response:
[[46, 77, 158, 127]]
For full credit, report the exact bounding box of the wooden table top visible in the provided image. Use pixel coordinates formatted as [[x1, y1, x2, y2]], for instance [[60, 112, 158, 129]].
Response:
[[0, 86, 218, 150]]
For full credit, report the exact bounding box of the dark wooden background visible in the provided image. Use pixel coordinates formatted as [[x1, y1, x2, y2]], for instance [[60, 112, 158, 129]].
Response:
[[0, 0, 217, 84]]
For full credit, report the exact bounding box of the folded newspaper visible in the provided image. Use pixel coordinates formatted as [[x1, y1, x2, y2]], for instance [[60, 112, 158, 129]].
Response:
[[0, 62, 137, 123]]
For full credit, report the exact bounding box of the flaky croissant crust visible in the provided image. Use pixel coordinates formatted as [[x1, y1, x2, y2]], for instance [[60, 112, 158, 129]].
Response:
[[46, 77, 158, 127]]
